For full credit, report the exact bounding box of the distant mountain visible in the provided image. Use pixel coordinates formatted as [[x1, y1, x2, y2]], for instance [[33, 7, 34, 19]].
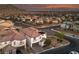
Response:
[[0, 4, 79, 15], [13, 4, 79, 12], [0, 4, 24, 15], [14, 4, 79, 9]]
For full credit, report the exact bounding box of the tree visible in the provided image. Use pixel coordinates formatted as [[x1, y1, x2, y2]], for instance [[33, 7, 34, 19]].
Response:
[[54, 32, 64, 42]]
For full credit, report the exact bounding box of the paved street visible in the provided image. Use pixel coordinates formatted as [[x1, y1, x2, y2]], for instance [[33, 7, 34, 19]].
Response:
[[38, 25, 79, 54]]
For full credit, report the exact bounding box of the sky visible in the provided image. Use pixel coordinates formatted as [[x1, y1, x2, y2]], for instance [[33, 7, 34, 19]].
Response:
[[14, 4, 79, 9]]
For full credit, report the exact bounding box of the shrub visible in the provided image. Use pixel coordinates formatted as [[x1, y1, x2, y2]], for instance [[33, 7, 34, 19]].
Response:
[[44, 39, 51, 47], [54, 32, 64, 42]]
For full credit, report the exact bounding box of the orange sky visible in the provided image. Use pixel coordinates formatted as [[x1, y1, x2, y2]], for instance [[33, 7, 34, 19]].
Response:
[[14, 4, 79, 8], [46, 4, 79, 8]]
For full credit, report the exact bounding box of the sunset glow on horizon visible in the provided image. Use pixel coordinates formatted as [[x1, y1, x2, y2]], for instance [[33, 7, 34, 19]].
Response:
[[14, 4, 79, 9]]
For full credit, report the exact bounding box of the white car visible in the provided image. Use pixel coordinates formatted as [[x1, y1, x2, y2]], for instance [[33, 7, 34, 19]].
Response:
[[69, 51, 79, 54]]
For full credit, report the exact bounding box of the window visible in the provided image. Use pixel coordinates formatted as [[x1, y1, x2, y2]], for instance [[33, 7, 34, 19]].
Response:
[[39, 36, 42, 39], [4, 42, 7, 44], [20, 41, 23, 45], [14, 41, 16, 45]]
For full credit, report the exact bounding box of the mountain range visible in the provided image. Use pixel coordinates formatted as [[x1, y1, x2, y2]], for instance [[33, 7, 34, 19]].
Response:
[[14, 4, 79, 9]]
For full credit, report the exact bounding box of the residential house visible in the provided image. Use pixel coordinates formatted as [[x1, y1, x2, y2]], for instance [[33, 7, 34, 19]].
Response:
[[0, 28, 26, 54], [0, 26, 47, 53], [34, 18, 44, 24], [21, 27, 47, 48], [0, 20, 14, 28], [73, 21, 79, 32], [60, 21, 73, 30]]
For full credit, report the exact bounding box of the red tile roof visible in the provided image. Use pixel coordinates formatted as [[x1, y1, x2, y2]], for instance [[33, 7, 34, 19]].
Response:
[[11, 31, 25, 41], [0, 27, 42, 42], [0, 29, 26, 42], [0, 30, 15, 42], [21, 27, 40, 38]]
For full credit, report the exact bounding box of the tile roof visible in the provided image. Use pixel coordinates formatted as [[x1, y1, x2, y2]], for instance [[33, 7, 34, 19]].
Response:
[[21, 27, 41, 38], [0, 30, 14, 42], [0, 29, 26, 42], [11, 31, 26, 41], [0, 27, 42, 42]]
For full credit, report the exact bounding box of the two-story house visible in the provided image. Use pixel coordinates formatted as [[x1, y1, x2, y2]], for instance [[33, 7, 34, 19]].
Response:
[[21, 27, 47, 48]]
